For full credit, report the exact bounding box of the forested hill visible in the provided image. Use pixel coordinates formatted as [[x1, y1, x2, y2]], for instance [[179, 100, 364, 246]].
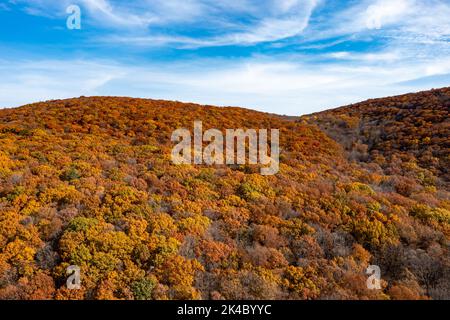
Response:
[[304, 87, 450, 186], [0, 90, 448, 300]]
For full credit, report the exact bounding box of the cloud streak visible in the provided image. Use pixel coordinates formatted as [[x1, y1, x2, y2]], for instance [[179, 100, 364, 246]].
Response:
[[2, 53, 450, 115], [13, 0, 319, 45]]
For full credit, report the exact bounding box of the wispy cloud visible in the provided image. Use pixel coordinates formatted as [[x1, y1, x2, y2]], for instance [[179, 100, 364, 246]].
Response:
[[2, 53, 449, 114], [10, 0, 450, 47], [79, 0, 157, 27], [302, 0, 450, 44]]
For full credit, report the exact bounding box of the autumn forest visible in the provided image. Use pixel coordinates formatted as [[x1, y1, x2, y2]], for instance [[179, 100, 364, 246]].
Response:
[[0, 87, 448, 300]]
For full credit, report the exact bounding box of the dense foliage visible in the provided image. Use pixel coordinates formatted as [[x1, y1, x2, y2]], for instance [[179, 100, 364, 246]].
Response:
[[0, 89, 448, 300], [305, 87, 449, 186]]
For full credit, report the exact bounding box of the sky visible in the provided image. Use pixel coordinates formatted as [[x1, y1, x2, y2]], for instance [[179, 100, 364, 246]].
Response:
[[0, 0, 449, 115]]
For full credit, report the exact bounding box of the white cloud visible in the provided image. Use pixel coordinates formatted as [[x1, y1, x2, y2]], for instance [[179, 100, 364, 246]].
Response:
[[3, 0, 449, 114], [302, 0, 450, 43], [79, 0, 156, 27], [327, 51, 402, 62], [364, 0, 412, 30], [0, 59, 126, 107], [11, 0, 450, 48], [1, 54, 449, 115], [13, 0, 318, 45]]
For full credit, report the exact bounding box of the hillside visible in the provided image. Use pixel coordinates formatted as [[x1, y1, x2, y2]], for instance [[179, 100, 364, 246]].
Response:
[[0, 92, 448, 300], [304, 88, 450, 186]]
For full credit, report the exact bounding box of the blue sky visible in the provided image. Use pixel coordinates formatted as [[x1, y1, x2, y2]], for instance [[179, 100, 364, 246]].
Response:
[[0, 0, 450, 115]]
